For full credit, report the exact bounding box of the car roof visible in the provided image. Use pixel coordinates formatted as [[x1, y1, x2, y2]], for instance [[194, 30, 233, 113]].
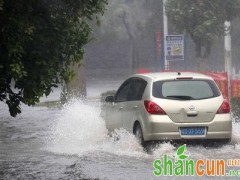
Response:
[[131, 72, 213, 81]]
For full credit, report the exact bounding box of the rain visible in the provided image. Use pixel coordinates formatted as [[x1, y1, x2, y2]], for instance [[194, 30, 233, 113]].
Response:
[[1, 0, 240, 179]]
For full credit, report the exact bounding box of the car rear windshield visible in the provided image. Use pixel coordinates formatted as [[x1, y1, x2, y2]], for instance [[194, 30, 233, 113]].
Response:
[[152, 80, 220, 100]]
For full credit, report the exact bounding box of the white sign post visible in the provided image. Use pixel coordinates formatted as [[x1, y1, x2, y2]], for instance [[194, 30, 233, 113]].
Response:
[[224, 21, 232, 100], [163, 0, 169, 70]]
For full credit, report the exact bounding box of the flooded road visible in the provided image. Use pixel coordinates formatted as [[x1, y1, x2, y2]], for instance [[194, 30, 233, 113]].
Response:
[[1, 82, 240, 179]]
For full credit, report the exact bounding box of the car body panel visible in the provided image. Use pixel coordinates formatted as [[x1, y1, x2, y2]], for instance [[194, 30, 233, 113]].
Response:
[[104, 102, 123, 132], [152, 97, 223, 123], [122, 100, 139, 132]]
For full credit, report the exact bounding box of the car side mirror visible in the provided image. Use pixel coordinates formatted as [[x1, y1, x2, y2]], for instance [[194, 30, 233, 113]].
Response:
[[105, 95, 114, 103]]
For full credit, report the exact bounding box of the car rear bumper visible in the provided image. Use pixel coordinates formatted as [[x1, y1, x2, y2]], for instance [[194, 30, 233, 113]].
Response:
[[142, 114, 232, 141]]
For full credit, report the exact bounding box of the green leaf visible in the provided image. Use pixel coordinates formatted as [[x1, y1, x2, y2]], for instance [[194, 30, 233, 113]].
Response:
[[177, 144, 186, 156], [179, 154, 188, 160]]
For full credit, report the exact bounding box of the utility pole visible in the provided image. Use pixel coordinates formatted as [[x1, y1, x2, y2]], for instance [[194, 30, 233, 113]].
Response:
[[163, 0, 169, 70], [224, 21, 232, 100]]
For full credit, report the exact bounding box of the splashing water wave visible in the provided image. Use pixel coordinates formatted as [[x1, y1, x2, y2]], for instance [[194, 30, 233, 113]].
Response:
[[46, 99, 240, 159], [46, 99, 154, 158]]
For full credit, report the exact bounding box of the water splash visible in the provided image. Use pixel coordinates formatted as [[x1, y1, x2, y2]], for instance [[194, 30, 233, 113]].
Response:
[[152, 142, 176, 158], [46, 99, 148, 158], [46, 99, 240, 159], [46, 99, 106, 155]]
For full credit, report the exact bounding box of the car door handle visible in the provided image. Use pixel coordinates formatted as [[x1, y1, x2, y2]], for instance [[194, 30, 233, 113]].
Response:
[[133, 106, 138, 109], [119, 107, 123, 110]]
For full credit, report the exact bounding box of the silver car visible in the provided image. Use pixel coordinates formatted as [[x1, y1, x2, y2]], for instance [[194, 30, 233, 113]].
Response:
[[102, 72, 232, 145]]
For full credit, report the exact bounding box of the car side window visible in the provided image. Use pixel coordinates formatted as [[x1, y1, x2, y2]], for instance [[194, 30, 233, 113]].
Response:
[[115, 80, 131, 103], [127, 78, 147, 101]]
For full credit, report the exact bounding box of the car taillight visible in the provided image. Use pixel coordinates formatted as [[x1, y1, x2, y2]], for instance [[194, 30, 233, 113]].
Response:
[[217, 99, 230, 114], [144, 101, 166, 115]]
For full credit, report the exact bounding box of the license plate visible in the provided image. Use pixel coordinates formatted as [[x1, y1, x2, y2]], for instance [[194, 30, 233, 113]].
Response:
[[180, 127, 205, 136]]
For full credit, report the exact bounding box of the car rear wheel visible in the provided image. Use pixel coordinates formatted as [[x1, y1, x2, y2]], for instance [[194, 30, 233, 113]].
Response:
[[133, 123, 144, 145]]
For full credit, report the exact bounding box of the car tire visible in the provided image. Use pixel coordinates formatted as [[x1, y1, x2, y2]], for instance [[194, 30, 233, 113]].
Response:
[[134, 123, 145, 145]]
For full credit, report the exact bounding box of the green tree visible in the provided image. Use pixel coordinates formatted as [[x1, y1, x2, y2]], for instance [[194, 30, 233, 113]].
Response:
[[0, 0, 107, 117], [165, 0, 240, 69]]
